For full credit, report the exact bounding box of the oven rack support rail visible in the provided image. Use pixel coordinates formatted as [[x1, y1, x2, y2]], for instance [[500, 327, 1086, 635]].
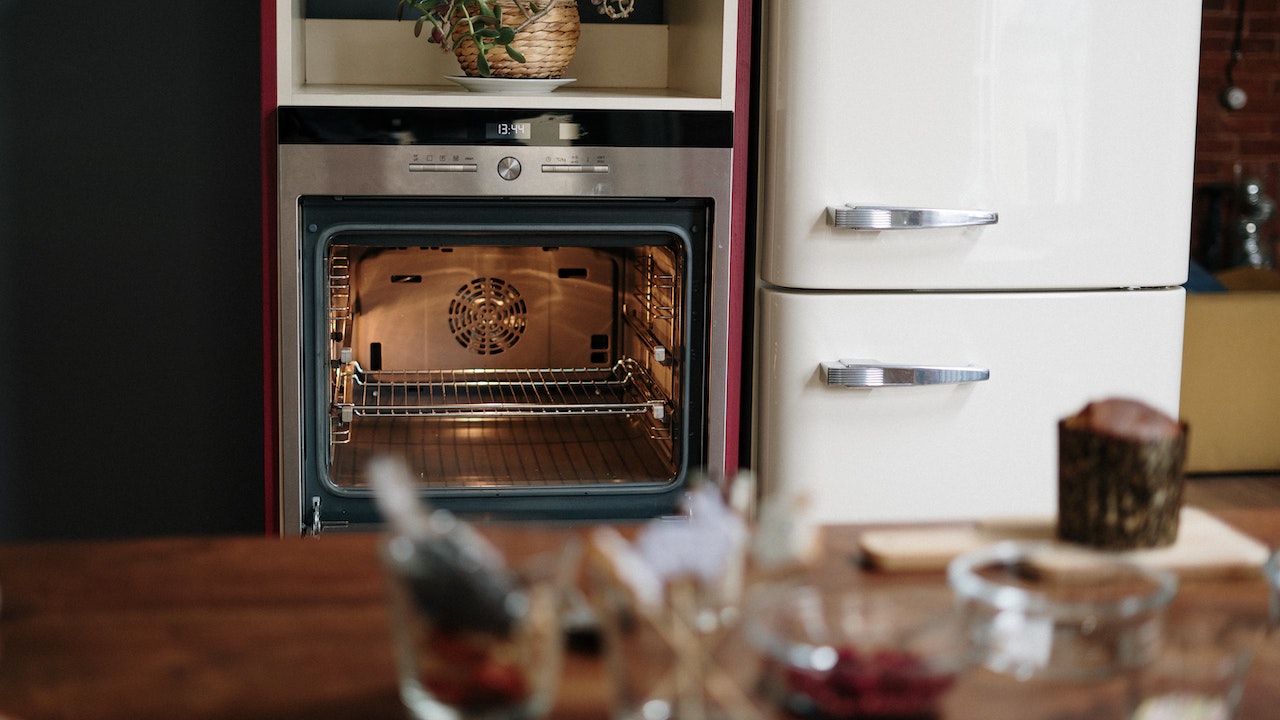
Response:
[[331, 357, 671, 427]]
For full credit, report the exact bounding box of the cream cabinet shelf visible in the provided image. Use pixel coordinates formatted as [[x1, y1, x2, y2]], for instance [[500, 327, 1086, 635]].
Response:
[[276, 0, 740, 110]]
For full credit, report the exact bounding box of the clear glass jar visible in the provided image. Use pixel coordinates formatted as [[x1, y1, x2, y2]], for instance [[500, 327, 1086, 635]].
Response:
[[381, 534, 567, 720], [743, 581, 970, 720], [944, 540, 1178, 720]]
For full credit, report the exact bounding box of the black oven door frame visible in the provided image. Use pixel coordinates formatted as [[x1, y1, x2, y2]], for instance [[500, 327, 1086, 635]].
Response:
[[299, 196, 711, 530]]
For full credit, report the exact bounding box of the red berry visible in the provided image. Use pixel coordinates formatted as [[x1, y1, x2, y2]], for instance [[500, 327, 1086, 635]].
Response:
[[470, 661, 530, 705], [778, 644, 952, 719]]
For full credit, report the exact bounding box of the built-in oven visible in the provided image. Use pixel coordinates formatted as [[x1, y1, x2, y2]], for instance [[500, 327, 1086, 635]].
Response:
[[275, 107, 738, 535]]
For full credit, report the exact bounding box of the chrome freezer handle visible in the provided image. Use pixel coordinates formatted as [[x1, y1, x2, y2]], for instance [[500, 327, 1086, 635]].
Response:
[[827, 205, 998, 230], [822, 359, 990, 388]]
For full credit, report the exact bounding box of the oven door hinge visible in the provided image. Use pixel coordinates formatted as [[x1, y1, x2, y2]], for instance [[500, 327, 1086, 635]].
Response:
[[309, 496, 349, 536]]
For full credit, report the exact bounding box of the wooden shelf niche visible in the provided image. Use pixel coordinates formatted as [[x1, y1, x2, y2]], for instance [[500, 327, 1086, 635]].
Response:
[[276, 0, 740, 110]]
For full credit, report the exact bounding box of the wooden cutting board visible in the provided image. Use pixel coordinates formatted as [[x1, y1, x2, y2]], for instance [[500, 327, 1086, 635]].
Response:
[[858, 506, 1271, 579]]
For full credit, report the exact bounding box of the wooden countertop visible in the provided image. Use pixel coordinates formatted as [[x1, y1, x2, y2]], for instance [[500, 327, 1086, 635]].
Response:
[[1, 477, 1278, 720]]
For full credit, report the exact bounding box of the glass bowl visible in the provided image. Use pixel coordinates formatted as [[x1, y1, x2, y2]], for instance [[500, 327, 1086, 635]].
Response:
[[947, 540, 1178, 682], [745, 582, 969, 720]]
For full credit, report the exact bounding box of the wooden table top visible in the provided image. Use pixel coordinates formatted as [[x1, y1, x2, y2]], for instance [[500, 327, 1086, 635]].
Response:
[[1, 478, 1278, 720]]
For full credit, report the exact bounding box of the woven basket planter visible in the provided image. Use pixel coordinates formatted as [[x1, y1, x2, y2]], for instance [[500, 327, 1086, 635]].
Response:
[[452, 0, 581, 78]]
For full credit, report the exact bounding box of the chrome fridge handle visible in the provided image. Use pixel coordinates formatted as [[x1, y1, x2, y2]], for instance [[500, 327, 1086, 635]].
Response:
[[821, 359, 991, 388], [826, 205, 998, 230]]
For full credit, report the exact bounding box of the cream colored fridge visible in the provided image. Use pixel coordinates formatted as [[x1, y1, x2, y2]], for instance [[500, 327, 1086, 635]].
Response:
[[753, 0, 1202, 523]]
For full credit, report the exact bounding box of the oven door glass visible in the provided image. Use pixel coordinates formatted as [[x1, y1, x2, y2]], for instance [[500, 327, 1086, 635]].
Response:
[[299, 197, 709, 524]]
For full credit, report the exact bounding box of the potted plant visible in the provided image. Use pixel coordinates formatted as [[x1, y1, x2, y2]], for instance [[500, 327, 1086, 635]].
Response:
[[396, 0, 636, 79]]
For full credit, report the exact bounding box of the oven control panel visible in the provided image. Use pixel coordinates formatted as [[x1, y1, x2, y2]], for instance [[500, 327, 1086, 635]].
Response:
[[407, 155, 611, 180], [281, 107, 732, 193]]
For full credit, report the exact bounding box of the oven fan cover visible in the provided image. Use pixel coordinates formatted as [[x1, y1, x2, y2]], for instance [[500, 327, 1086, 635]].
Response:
[[448, 276, 528, 355]]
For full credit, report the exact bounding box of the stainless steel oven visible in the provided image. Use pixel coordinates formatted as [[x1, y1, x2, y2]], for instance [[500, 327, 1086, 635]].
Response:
[[275, 107, 737, 535]]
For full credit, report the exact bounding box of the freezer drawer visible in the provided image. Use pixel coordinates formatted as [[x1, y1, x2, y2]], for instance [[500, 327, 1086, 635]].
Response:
[[758, 0, 1200, 291], [753, 287, 1185, 524]]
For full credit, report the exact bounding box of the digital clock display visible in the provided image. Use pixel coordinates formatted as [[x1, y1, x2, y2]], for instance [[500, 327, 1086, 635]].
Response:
[[486, 122, 533, 140]]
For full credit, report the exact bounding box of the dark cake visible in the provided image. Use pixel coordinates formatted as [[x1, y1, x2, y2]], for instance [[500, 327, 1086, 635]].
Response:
[[1057, 398, 1188, 550]]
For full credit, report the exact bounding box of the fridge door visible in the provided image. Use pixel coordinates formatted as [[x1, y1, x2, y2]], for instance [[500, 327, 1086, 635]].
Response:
[[753, 287, 1185, 524], [758, 0, 1201, 291]]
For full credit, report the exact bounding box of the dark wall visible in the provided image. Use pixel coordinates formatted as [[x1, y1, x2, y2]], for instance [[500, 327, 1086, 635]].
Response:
[[0, 2, 266, 539]]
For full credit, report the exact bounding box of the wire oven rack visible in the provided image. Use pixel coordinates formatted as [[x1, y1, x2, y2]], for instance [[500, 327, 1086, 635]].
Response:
[[332, 357, 670, 430]]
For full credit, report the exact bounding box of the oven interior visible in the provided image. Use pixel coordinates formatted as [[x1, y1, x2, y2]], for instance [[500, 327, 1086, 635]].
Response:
[[301, 197, 710, 526]]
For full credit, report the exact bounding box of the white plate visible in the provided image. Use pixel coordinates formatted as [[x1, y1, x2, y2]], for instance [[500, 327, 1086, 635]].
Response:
[[444, 76, 576, 94]]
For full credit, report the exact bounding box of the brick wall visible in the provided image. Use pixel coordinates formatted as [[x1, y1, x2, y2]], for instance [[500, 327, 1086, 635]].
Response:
[[1193, 0, 1280, 270]]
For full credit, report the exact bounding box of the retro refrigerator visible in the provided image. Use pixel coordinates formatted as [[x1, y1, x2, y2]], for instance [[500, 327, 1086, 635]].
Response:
[[752, 1, 1202, 523]]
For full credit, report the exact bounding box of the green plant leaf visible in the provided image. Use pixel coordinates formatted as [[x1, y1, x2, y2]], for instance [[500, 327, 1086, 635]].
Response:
[[495, 26, 516, 44], [476, 52, 491, 76], [505, 45, 526, 63], [477, 28, 501, 38]]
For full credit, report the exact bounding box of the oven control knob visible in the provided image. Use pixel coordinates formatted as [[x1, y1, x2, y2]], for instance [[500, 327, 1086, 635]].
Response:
[[497, 156, 522, 181]]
